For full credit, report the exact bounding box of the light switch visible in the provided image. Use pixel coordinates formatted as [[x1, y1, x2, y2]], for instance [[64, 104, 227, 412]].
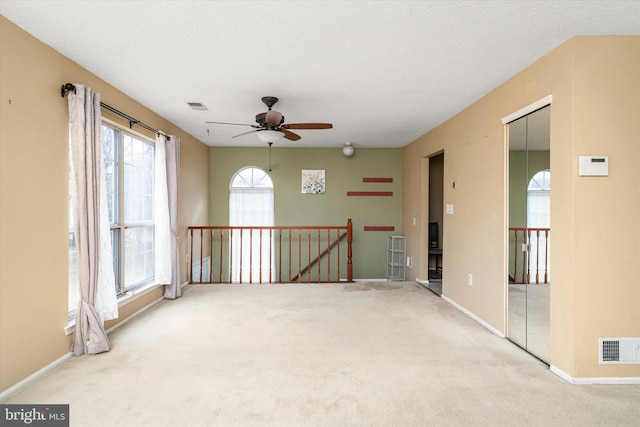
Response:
[[446, 204, 454, 215]]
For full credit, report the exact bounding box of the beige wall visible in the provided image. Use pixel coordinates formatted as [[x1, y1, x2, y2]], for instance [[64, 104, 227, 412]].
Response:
[[402, 36, 640, 379], [571, 37, 639, 377], [0, 17, 210, 392]]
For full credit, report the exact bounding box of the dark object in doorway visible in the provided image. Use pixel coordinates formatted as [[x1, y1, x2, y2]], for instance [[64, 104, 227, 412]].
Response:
[[429, 222, 443, 279]]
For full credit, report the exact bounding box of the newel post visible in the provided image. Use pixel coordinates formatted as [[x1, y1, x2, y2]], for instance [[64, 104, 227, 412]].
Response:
[[188, 227, 194, 284], [347, 218, 353, 282]]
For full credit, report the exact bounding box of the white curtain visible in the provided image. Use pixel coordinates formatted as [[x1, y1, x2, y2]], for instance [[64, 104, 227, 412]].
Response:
[[68, 84, 118, 356], [229, 188, 274, 283], [163, 136, 181, 299], [154, 134, 171, 284]]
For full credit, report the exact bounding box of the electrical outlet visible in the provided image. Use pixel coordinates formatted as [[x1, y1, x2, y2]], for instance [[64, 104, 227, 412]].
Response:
[[467, 273, 473, 286], [407, 257, 412, 268]]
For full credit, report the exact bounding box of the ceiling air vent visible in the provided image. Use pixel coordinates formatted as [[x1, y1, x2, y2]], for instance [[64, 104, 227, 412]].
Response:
[[187, 102, 208, 111], [599, 338, 640, 364]]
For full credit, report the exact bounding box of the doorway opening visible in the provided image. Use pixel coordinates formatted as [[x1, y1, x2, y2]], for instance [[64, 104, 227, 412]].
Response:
[[427, 152, 444, 296]]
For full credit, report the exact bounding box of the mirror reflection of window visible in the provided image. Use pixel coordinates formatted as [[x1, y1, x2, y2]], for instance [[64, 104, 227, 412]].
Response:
[[527, 170, 550, 283]]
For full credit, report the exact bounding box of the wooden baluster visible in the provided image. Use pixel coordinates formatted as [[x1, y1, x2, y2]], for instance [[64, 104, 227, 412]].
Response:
[[524, 228, 531, 285], [317, 228, 321, 282], [544, 229, 549, 284], [189, 228, 194, 283], [288, 229, 293, 282], [278, 229, 282, 283], [522, 229, 528, 284], [307, 229, 311, 282], [337, 227, 341, 282], [199, 228, 204, 283], [523, 228, 527, 283], [327, 229, 331, 283], [347, 219, 353, 283], [258, 228, 263, 283], [512, 229, 518, 284], [298, 229, 302, 283], [534, 229, 540, 284], [269, 229, 273, 284], [247, 228, 251, 283], [239, 229, 243, 284], [217, 229, 222, 283], [229, 229, 233, 283], [208, 228, 213, 283]]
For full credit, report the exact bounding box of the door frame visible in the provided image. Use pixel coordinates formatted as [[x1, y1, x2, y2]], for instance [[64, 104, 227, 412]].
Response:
[[502, 95, 552, 358], [419, 150, 445, 284]]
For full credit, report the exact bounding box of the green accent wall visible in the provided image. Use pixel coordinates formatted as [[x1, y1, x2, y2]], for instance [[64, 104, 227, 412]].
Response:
[[210, 147, 402, 279]]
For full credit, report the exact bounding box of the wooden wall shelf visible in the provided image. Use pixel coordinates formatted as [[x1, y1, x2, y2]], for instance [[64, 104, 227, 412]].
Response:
[[346, 191, 393, 197]]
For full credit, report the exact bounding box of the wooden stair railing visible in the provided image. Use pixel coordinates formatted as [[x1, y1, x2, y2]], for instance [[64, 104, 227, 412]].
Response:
[[188, 219, 353, 284], [509, 227, 550, 284], [295, 231, 347, 282]]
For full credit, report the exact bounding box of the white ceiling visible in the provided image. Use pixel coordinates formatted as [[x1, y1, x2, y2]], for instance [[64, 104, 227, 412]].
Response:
[[2, 1, 638, 148]]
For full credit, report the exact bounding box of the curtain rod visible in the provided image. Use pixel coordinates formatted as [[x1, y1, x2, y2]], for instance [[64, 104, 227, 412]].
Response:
[[61, 83, 170, 140]]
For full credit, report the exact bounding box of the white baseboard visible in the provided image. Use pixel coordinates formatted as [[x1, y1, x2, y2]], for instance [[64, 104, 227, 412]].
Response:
[[107, 282, 192, 334], [550, 365, 640, 384], [105, 295, 165, 335], [4, 290, 172, 401], [0, 352, 73, 402], [441, 295, 505, 338]]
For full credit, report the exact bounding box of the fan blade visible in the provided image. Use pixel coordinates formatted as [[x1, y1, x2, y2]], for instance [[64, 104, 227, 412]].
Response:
[[205, 121, 258, 127], [232, 130, 260, 138], [281, 129, 301, 141], [282, 123, 333, 130], [265, 110, 283, 125]]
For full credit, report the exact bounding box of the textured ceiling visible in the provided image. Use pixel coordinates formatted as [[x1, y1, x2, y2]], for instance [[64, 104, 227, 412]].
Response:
[[1, 1, 639, 148]]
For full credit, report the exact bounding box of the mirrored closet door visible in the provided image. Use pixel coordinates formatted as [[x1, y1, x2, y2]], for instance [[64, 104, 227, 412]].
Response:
[[507, 105, 550, 363]]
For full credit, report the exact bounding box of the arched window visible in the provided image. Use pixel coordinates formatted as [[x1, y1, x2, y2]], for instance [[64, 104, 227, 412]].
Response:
[[230, 167, 273, 189], [527, 170, 550, 282], [527, 170, 550, 228], [229, 167, 274, 283]]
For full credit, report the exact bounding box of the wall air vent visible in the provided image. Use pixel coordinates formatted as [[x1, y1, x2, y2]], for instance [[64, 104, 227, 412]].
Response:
[[599, 338, 640, 364], [187, 102, 208, 111]]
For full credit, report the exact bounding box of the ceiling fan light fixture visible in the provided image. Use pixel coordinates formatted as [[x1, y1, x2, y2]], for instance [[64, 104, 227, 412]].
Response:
[[343, 142, 354, 157], [258, 130, 285, 143], [265, 110, 283, 125]]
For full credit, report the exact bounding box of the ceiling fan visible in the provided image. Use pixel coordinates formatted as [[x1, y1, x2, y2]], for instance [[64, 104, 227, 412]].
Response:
[[205, 96, 332, 143]]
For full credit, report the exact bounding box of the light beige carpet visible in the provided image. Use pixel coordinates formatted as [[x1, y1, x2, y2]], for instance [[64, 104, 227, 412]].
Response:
[[6, 282, 640, 426]]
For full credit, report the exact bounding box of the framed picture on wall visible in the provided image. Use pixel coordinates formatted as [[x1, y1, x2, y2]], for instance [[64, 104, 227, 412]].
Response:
[[301, 169, 325, 194]]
